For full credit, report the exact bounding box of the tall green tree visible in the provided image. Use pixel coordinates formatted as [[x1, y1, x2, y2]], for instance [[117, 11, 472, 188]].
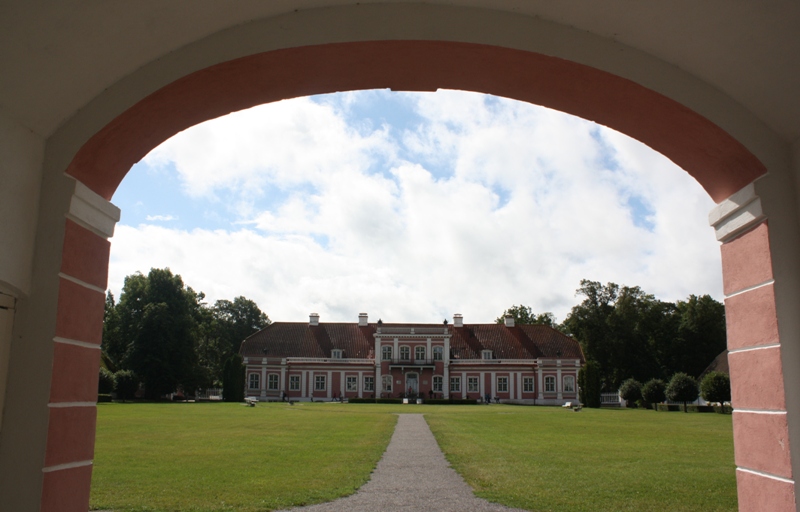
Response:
[[496, 305, 556, 326], [578, 361, 601, 408], [700, 371, 731, 407], [116, 268, 201, 399], [196, 297, 270, 386], [641, 378, 666, 409]]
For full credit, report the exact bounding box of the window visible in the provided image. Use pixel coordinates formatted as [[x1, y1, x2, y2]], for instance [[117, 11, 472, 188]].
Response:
[[433, 346, 443, 361], [523, 377, 534, 392], [382, 375, 393, 392], [382, 345, 392, 360], [468, 377, 479, 392], [450, 376, 461, 392], [289, 375, 300, 391], [268, 374, 279, 390], [248, 373, 260, 390], [415, 346, 426, 361], [346, 376, 358, 392], [364, 376, 374, 392], [433, 376, 443, 392], [331, 349, 342, 359], [315, 375, 326, 391], [400, 346, 410, 360], [482, 350, 493, 360], [497, 377, 508, 392], [545, 376, 555, 392], [563, 375, 575, 393]]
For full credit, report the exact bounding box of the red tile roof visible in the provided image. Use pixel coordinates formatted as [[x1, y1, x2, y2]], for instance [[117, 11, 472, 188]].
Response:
[[240, 321, 584, 362]]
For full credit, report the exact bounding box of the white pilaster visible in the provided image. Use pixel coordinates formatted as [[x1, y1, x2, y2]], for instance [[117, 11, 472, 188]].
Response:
[[557, 365, 563, 400], [301, 370, 307, 398], [358, 371, 363, 398], [537, 363, 543, 400]]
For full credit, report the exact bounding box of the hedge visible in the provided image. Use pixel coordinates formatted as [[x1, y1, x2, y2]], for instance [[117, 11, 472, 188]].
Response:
[[97, 394, 113, 403], [656, 404, 715, 412], [347, 398, 478, 405]]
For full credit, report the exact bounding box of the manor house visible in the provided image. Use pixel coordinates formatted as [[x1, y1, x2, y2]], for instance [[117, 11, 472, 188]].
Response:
[[240, 313, 584, 405]]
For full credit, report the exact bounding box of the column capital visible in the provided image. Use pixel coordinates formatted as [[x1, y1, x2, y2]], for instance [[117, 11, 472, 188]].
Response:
[[67, 181, 120, 239], [709, 182, 766, 243]]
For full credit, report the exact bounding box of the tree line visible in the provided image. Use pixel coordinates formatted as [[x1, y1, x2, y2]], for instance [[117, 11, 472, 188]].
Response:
[[498, 279, 727, 396], [101, 268, 269, 400]]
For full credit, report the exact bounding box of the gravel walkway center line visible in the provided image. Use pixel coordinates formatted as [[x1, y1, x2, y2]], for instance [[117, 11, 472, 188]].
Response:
[[281, 413, 525, 512]]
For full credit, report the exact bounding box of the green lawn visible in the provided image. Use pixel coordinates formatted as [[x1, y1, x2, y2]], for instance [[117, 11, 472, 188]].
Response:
[[91, 403, 736, 512]]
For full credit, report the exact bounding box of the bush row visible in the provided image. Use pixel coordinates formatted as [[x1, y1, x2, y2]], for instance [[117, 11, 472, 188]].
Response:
[[348, 398, 478, 405], [656, 404, 731, 413]]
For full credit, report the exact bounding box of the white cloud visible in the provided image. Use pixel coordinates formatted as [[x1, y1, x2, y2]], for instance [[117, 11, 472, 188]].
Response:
[[145, 214, 178, 221], [109, 90, 722, 323]]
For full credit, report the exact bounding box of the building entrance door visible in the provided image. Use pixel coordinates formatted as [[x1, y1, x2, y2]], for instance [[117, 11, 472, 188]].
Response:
[[406, 373, 418, 396]]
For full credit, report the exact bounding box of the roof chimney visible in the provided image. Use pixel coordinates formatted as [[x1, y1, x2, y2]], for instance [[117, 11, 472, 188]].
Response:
[[504, 315, 515, 328], [309, 313, 320, 326], [453, 314, 463, 328], [358, 313, 368, 326]]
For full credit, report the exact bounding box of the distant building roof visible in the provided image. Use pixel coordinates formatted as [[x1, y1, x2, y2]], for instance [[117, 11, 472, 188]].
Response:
[[699, 350, 729, 378], [240, 321, 585, 361]]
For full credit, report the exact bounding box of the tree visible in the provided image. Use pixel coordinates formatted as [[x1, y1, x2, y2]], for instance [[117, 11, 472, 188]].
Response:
[[578, 361, 601, 408], [98, 367, 116, 395], [700, 371, 731, 409], [666, 373, 699, 412], [671, 295, 726, 377], [116, 269, 202, 399], [619, 378, 642, 407], [222, 354, 245, 402], [641, 378, 666, 409], [496, 305, 556, 326], [114, 370, 139, 401], [101, 291, 124, 372], [196, 297, 270, 386]]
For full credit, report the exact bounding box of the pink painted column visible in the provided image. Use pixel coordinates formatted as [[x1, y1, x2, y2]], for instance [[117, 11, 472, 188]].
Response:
[[41, 183, 119, 512], [710, 184, 796, 510]]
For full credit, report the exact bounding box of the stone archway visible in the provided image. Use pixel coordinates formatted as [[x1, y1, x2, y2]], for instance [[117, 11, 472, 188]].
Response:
[[27, 41, 792, 511]]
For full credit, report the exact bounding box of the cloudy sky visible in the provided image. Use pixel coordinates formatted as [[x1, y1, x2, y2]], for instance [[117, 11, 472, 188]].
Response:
[[108, 89, 722, 324]]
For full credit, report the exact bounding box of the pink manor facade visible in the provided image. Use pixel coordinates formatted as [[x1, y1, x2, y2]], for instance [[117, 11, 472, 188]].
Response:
[[240, 313, 585, 405]]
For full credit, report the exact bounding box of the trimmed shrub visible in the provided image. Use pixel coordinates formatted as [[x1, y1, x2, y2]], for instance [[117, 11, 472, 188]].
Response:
[[666, 373, 699, 412], [424, 399, 478, 405], [114, 370, 139, 401], [97, 394, 113, 403], [619, 378, 642, 406], [656, 404, 682, 412], [700, 371, 731, 408], [641, 379, 666, 409], [98, 367, 116, 395]]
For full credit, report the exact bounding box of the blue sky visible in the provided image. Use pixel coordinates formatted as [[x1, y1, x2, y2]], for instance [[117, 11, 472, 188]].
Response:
[[108, 89, 722, 323]]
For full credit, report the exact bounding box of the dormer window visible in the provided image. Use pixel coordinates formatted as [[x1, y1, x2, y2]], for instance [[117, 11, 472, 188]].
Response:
[[332, 349, 342, 359], [482, 350, 493, 360]]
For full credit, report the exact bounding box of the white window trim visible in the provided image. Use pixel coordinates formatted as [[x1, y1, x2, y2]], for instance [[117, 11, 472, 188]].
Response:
[[364, 376, 375, 392], [523, 377, 535, 393], [382, 375, 393, 392], [563, 375, 575, 393], [432, 375, 443, 392], [267, 373, 279, 391], [315, 375, 327, 391], [468, 376, 479, 392], [381, 345, 392, 360], [433, 346, 443, 361], [415, 346, 426, 361], [497, 376, 508, 393], [346, 375, 358, 392], [399, 345, 411, 361], [482, 350, 493, 360], [450, 376, 461, 392], [545, 375, 556, 393], [332, 349, 343, 359], [248, 373, 260, 390], [289, 375, 300, 391]]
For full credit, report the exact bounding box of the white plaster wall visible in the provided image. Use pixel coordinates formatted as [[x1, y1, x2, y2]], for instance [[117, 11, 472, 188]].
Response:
[[0, 111, 44, 297]]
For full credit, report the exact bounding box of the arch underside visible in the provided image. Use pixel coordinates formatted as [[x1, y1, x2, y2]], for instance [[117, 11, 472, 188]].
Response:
[[65, 41, 766, 203]]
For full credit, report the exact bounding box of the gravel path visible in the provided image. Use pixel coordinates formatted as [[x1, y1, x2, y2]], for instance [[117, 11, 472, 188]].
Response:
[[280, 413, 525, 512]]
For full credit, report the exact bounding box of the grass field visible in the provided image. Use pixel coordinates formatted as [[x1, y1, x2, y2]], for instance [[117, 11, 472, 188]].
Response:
[[91, 403, 736, 512]]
